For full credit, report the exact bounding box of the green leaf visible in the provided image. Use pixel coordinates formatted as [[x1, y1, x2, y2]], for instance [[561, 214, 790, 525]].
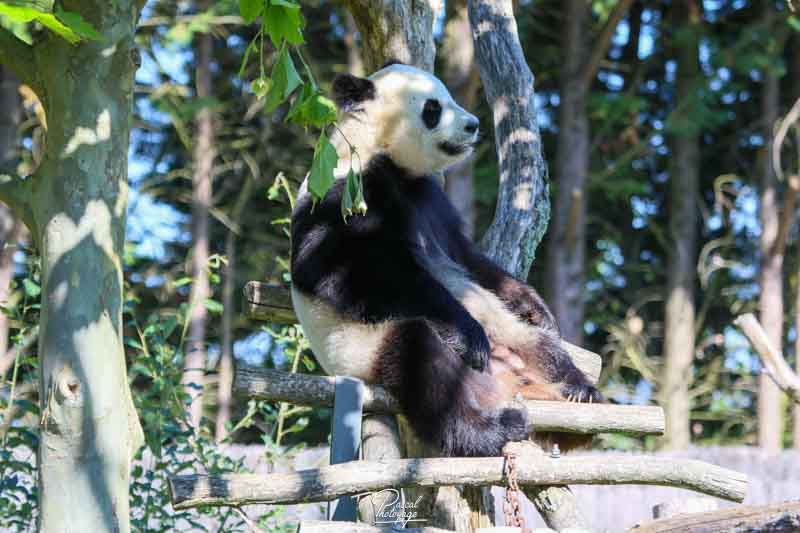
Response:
[[263, 1, 304, 48], [341, 167, 367, 220], [286, 84, 337, 129], [239, 0, 264, 23], [0, 3, 81, 43], [341, 168, 354, 221], [22, 279, 40, 298], [308, 131, 338, 200], [265, 46, 302, 113], [203, 298, 224, 314], [172, 277, 192, 288], [55, 8, 101, 41]]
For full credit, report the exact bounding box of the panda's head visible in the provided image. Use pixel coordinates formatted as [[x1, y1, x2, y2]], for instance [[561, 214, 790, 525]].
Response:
[[331, 63, 480, 177]]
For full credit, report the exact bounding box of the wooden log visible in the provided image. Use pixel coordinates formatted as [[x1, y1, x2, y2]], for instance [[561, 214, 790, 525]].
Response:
[[734, 313, 800, 403], [235, 366, 665, 436], [358, 415, 405, 524], [168, 455, 747, 509], [630, 500, 800, 533], [297, 520, 454, 533], [243, 281, 602, 384], [652, 497, 718, 519]]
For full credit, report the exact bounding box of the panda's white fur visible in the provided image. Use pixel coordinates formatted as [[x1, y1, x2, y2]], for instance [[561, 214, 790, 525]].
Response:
[[290, 63, 601, 457], [330, 64, 480, 177]]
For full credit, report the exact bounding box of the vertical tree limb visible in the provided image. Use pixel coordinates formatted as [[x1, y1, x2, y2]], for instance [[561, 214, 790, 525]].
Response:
[[215, 173, 255, 442], [443, 0, 480, 238], [757, 1, 783, 453], [469, 0, 550, 279], [0, 65, 23, 368], [343, 0, 441, 72], [581, 0, 637, 87], [660, 0, 701, 451], [468, 0, 587, 528], [183, 30, 215, 429], [544, 0, 590, 345]]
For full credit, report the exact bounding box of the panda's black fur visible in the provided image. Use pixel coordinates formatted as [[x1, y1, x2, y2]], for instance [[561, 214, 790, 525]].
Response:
[[290, 66, 601, 457]]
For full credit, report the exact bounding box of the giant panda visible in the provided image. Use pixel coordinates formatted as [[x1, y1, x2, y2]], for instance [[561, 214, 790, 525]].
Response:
[[290, 62, 602, 457]]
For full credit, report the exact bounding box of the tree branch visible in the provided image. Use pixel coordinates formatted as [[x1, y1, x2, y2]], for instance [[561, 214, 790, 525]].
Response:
[[582, 0, 637, 88], [468, 0, 550, 277], [771, 175, 799, 259], [0, 28, 40, 95], [168, 455, 747, 509], [631, 501, 800, 533], [734, 313, 800, 403], [235, 366, 665, 436], [298, 522, 452, 533]]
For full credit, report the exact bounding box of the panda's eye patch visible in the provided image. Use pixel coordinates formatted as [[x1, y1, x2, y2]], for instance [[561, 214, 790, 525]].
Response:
[[422, 99, 442, 129]]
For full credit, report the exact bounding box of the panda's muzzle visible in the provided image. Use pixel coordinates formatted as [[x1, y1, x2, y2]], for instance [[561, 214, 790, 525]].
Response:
[[438, 140, 475, 156]]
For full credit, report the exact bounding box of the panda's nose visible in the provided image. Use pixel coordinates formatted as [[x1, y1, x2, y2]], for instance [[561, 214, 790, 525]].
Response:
[[464, 118, 479, 134]]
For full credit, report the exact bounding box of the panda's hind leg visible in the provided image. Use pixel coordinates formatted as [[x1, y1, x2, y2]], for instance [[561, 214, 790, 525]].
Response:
[[377, 318, 530, 457], [491, 335, 602, 452]]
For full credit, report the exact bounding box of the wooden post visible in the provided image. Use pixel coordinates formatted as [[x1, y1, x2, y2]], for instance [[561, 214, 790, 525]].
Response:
[[329, 377, 364, 521]]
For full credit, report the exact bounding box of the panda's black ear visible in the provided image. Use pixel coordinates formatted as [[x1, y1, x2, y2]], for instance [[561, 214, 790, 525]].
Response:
[[331, 74, 376, 112]]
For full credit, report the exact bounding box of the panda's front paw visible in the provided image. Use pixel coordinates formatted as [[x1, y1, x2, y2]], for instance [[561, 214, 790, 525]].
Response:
[[462, 319, 491, 372], [561, 381, 603, 403]]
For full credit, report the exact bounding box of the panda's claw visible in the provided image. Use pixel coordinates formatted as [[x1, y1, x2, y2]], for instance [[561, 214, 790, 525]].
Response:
[[561, 382, 603, 404]]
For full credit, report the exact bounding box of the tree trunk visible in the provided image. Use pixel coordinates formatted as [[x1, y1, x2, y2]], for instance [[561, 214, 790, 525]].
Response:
[[0, 66, 22, 366], [0, 2, 146, 530], [660, 0, 701, 451], [216, 229, 235, 441], [544, 0, 589, 345], [792, 34, 800, 451], [468, 0, 588, 528], [343, 11, 364, 77], [215, 174, 254, 442], [183, 31, 215, 429], [758, 2, 783, 454], [469, 0, 550, 280], [344, 0, 440, 72], [442, 0, 480, 239]]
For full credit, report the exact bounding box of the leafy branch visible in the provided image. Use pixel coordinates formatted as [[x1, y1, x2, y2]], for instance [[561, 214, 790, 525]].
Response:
[[238, 0, 365, 217]]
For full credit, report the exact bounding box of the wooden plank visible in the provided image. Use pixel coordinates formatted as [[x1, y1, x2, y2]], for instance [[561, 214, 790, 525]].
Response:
[[297, 520, 454, 532], [244, 281, 602, 384], [630, 500, 800, 533], [168, 455, 748, 509], [235, 366, 665, 436]]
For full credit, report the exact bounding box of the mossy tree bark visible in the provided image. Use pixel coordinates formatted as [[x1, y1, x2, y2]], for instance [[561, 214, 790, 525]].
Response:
[[0, 1, 145, 530]]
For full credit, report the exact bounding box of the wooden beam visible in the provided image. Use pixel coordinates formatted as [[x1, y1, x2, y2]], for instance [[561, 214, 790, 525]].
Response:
[[243, 281, 602, 384], [735, 313, 800, 403], [235, 366, 665, 436], [630, 500, 800, 533], [297, 521, 454, 533], [168, 455, 747, 509]]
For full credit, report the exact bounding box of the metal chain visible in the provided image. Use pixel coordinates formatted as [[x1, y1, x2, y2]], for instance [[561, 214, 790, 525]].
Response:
[[503, 451, 528, 532]]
